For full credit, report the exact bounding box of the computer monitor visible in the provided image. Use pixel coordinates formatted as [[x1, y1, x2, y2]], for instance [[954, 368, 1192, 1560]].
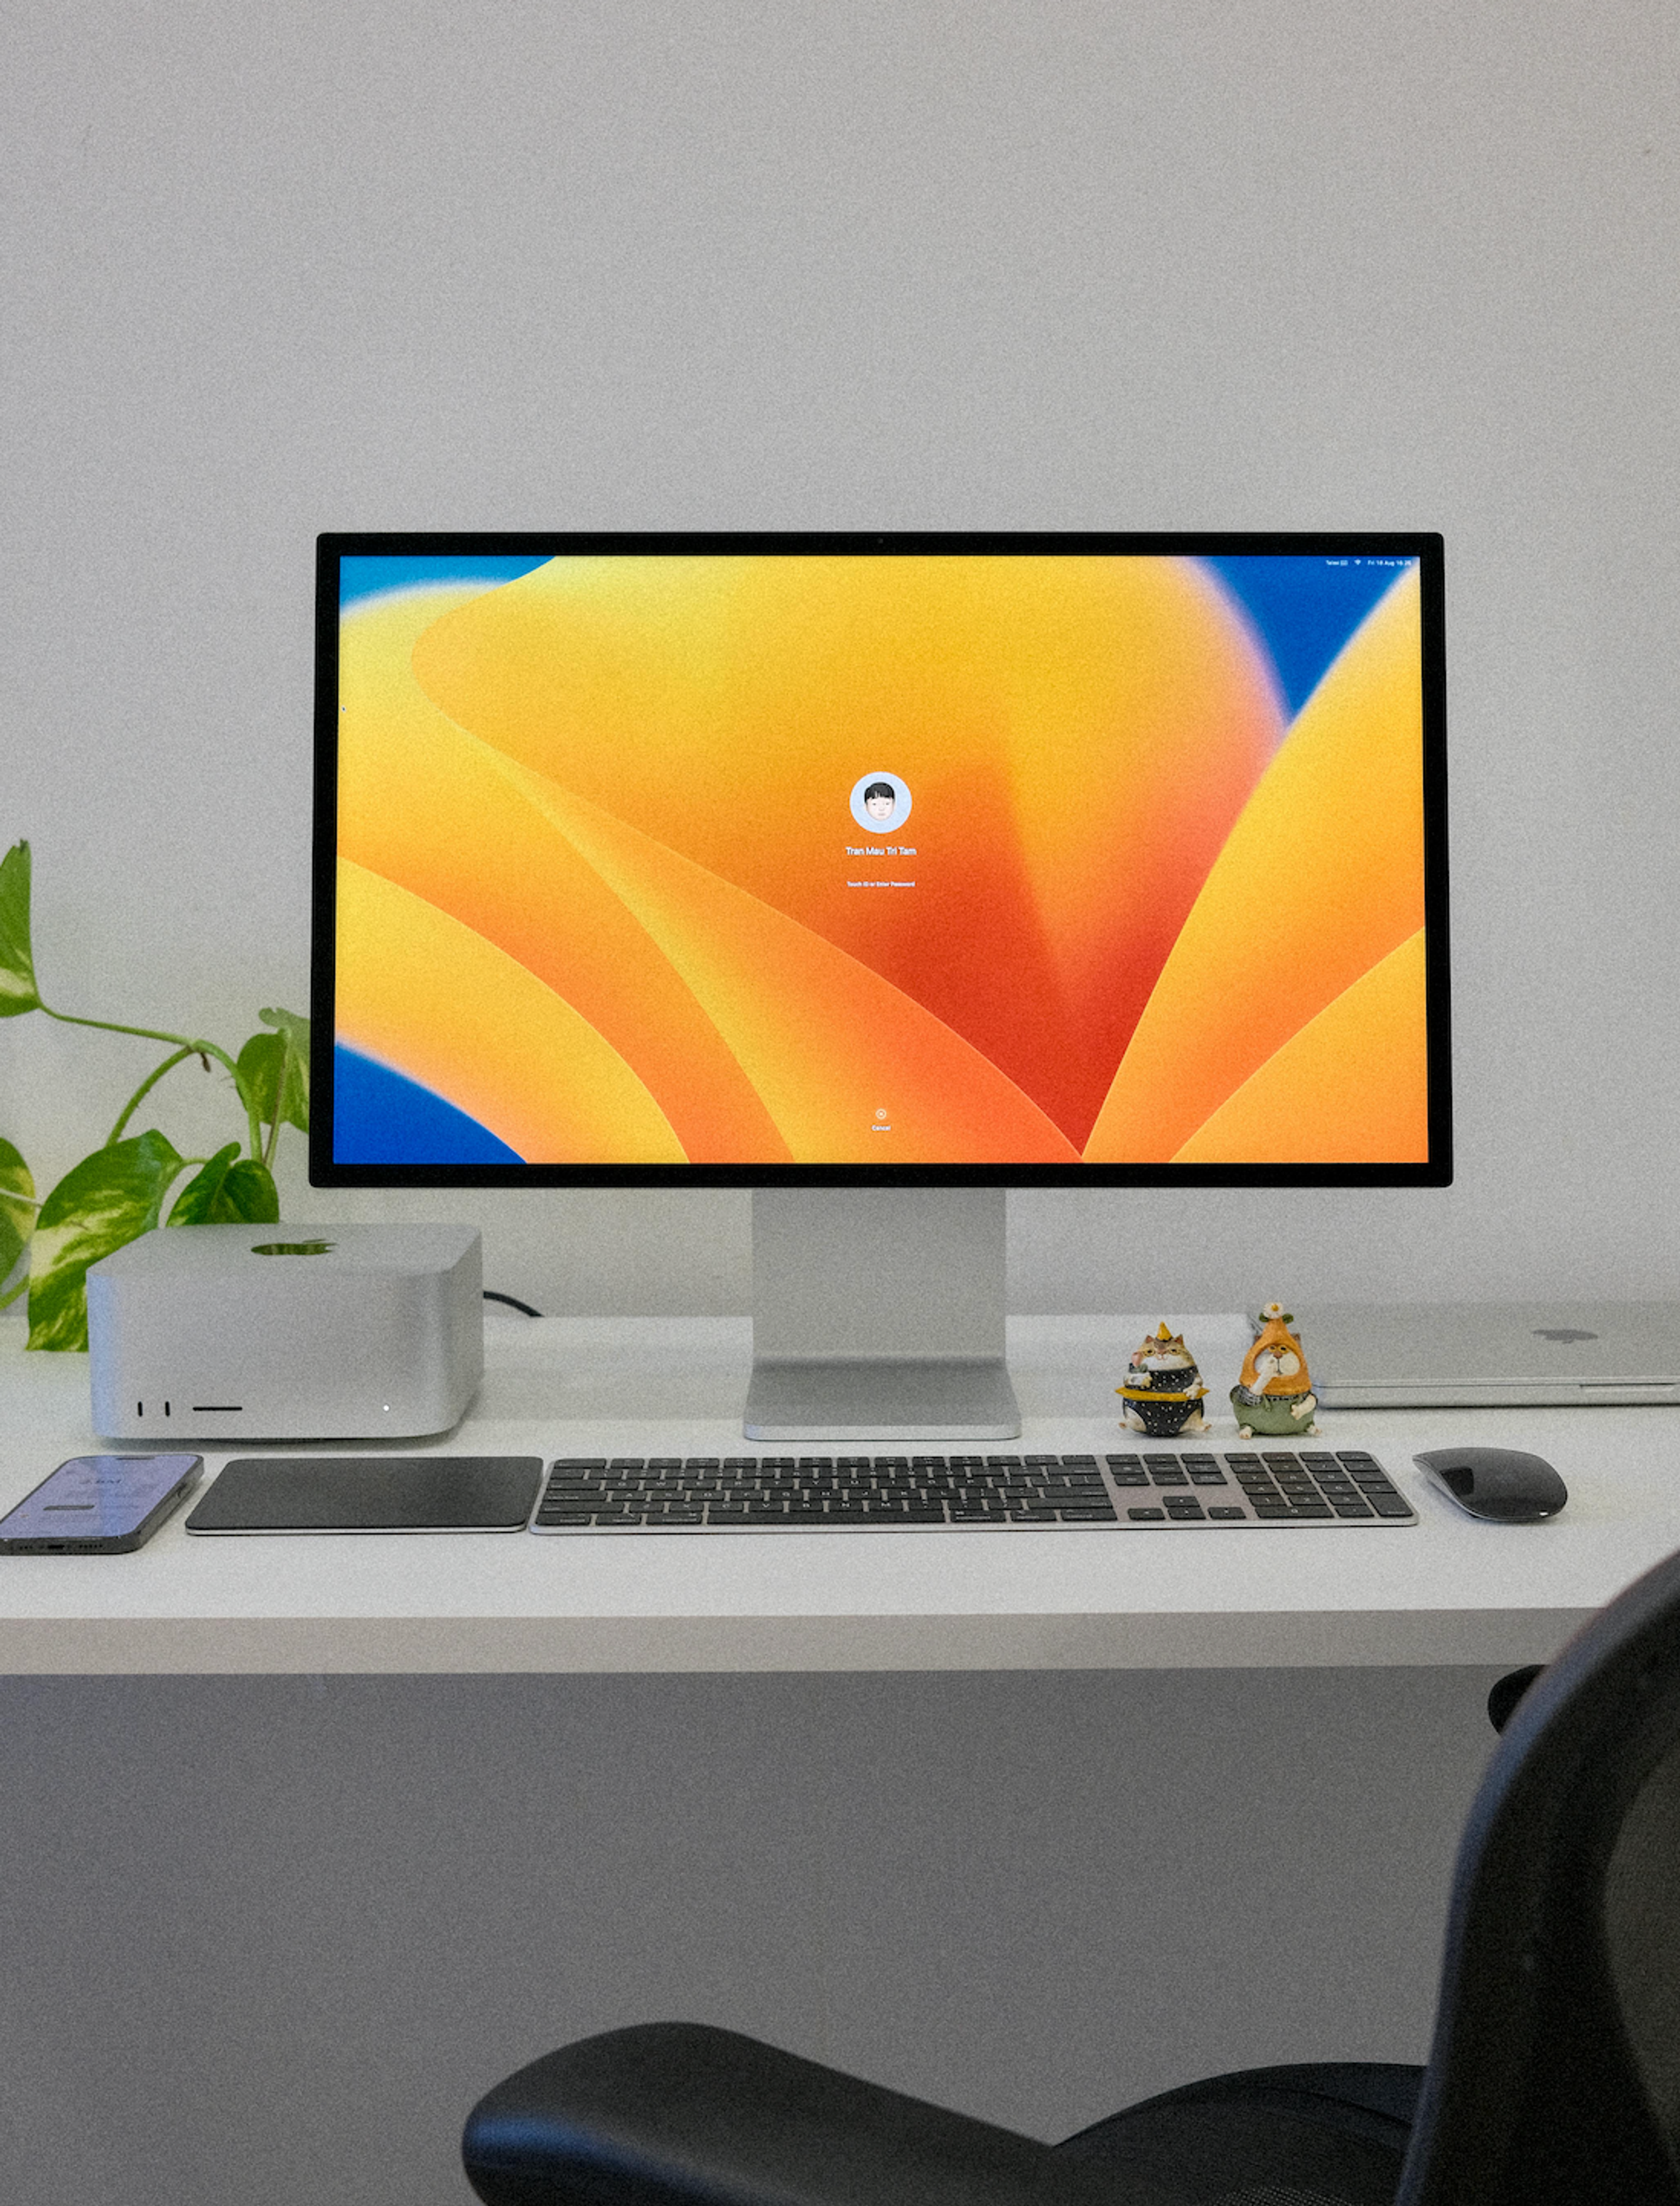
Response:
[[311, 532, 1449, 1439]]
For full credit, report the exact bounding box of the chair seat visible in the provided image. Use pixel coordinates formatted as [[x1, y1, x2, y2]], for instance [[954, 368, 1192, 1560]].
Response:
[[464, 2025, 1425, 2206], [1056, 2062, 1424, 2206]]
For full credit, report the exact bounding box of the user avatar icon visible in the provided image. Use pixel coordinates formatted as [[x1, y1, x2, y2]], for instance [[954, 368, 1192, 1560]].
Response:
[[849, 772, 912, 833]]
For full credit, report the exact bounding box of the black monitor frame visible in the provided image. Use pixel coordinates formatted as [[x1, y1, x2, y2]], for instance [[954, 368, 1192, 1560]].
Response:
[[310, 528, 1450, 1194]]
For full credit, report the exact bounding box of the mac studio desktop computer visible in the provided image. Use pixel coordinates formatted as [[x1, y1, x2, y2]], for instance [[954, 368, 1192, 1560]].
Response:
[[309, 532, 1452, 1440]]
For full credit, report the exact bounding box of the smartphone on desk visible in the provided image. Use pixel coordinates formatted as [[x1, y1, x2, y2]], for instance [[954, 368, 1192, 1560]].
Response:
[[0, 1454, 203, 1553]]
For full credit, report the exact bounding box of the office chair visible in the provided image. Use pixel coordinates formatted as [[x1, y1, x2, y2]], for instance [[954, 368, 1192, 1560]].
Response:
[[463, 1546, 1680, 2206]]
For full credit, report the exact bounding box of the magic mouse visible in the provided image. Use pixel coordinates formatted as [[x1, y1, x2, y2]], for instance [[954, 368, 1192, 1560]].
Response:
[[1413, 1447, 1568, 1523]]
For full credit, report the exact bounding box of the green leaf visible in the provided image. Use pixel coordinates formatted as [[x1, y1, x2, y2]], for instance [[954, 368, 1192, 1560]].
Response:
[[26, 1130, 187, 1351], [167, 1144, 280, 1226], [218, 1157, 281, 1222], [260, 1006, 310, 1131], [0, 1135, 35, 1287], [234, 1033, 285, 1128], [237, 1012, 310, 1138], [0, 841, 42, 1017]]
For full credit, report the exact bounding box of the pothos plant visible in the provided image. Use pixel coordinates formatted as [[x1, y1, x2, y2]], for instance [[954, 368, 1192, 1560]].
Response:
[[0, 839, 310, 1350]]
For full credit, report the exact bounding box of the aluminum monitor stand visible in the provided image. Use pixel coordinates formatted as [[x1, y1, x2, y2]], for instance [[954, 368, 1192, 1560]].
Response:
[[743, 1187, 1021, 1442]]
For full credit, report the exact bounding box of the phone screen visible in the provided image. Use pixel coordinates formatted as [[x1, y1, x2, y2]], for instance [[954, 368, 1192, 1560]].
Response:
[[0, 1454, 203, 1549]]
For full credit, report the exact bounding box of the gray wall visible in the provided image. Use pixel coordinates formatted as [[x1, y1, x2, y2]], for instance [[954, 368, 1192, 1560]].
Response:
[[4, 0, 1679, 1317]]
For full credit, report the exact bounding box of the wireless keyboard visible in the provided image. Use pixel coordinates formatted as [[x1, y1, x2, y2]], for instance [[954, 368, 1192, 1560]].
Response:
[[528, 1447, 1416, 1531]]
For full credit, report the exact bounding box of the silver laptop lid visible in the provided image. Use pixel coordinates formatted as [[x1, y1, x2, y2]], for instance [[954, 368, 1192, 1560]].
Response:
[[1301, 1303, 1680, 1407]]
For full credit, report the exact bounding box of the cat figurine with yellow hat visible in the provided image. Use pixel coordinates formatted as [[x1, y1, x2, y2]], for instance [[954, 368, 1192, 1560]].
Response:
[[1117, 1322, 1211, 1437], [1230, 1302, 1321, 1437]]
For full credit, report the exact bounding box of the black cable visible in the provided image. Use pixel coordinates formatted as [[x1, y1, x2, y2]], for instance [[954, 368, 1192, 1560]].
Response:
[[483, 1290, 543, 1318]]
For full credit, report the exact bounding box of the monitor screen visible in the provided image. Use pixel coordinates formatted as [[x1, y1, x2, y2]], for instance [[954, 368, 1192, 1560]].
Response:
[[312, 533, 1449, 1187]]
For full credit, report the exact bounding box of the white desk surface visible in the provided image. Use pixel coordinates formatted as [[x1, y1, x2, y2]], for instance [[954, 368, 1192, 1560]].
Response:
[[2, 1311, 1677, 1675]]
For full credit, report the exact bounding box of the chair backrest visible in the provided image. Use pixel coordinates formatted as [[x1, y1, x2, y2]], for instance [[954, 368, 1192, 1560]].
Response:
[[1400, 1544, 1680, 2206]]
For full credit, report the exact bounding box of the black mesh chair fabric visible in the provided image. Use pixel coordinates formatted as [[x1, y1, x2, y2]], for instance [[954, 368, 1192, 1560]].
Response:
[[1389, 1543, 1680, 2205], [463, 1545, 1680, 2206]]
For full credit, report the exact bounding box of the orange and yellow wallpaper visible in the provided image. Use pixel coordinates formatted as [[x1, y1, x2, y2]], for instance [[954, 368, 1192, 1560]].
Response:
[[331, 552, 1431, 1167]]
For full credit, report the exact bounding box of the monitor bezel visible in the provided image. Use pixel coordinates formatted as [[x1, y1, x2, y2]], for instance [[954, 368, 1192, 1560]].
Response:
[[310, 529, 1450, 1190]]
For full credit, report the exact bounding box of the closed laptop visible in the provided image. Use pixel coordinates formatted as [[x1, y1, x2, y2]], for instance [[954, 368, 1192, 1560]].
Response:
[[1302, 1303, 1680, 1408]]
